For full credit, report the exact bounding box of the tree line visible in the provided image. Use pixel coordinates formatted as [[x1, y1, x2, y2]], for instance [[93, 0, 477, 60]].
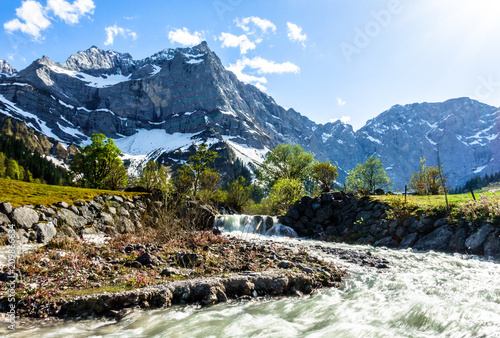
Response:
[[12, 130, 465, 216], [0, 135, 68, 185], [451, 170, 500, 194]]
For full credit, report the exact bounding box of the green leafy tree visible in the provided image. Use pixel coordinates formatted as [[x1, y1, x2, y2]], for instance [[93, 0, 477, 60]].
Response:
[[409, 158, 446, 195], [224, 176, 254, 213], [139, 160, 170, 192], [311, 161, 338, 192], [175, 144, 219, 197], [198, 168, 222, 202], [269, 178, 305, 215], [256, 144, 315, 189], [346, 156, 391, 195], [0, 152, 6, 178], [5, 158, 20, 180], [69, 133, 128, 189], [103, 162, 128, 190]]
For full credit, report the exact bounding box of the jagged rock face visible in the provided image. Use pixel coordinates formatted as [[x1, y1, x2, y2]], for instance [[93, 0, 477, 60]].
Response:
[[355, 98, 500, 188], [0, 42, 498, 188], [0, 59, 17, 76]]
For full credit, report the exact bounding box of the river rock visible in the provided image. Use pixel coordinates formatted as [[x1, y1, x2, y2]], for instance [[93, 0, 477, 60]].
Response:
[[448, 227, 468, 252], [370, 220, 388, 238], [55, 201, 69, 209], [277, 260, 295, 269], [465, 224, 492, 254], [117, 218, 135, 233], [35, 222, 57, 243], [316, 205, 333, 224], [68, 205, 79, 215], [399, 232, 420, 249], [374, 236, 398, 248], [99, 212, 115, 226], [57, 208, 88, 230], [285, 208, 300, 221], [0, 213, 10, 225], [111, 195, 124, 203], [0, 202, 12, 215], [176, 253, 203, 268], [414, 225, 453, 251], [410, 218, 435, 235], [483, 231, 500, 260], [79, 227, 98, 236], [12, 206, 39, 230], [135, 252, 160, 267]]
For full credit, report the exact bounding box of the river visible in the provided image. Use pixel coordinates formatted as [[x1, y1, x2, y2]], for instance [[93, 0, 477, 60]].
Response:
[[4, 216, 500, 337]]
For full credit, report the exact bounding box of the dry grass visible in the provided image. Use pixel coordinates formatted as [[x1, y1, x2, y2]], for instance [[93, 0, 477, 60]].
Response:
[[0, 178, 144, 207]]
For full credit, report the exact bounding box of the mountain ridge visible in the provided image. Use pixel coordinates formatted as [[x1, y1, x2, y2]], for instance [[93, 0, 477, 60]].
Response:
[[0, 42, 498, 188]]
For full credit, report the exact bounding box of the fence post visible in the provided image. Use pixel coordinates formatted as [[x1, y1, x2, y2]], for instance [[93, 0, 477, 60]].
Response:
[[469, 186, 476, 201]]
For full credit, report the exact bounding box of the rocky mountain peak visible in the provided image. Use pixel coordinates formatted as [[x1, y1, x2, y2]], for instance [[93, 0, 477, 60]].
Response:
[[0, 59, 18, 75], [0, 43, 498, 189], [62, 46, 134, 75]]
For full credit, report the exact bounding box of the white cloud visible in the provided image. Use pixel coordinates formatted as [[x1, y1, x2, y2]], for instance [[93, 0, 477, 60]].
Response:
[[219, 32, 256, 54], [4, 1, 51, 41], [4, 0, 95, 41], [236, 16, 276, 34], [238, 56, 300, 74], [330, 116, 351, 124], [227, 56, 299, 92], [254, 82, 267, 92], [337, 98, 346, 106], [104, 25, 137, 46], [227, 60, 267, 84], [47, 0, 95, 24], [168, 27, 204, 46], [287, 22, 307, 46]]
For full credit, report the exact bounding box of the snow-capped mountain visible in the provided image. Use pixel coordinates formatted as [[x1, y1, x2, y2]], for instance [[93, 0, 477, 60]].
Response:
[[0, 59, 17, 77], [0, 43, 498, 188]]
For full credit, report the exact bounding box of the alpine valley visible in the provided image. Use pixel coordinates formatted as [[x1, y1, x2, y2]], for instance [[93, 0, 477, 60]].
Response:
[[0, 42, 498, 188]]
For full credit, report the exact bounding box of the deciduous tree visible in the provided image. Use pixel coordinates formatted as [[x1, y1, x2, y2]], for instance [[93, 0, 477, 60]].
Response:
[[175, 143, 219, 197], [311, 161, 338, 192], [139, 160, 170, 192], [256, 144, 314, 189], [269, 178, 305, 214], [346, 156, 391, 195], [69, 133, 128, 189]]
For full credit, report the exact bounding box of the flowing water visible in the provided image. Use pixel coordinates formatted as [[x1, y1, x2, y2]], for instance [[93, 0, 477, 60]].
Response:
[[5, 215, 500, 337]]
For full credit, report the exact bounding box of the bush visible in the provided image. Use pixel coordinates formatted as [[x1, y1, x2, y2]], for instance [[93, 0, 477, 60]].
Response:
[[450, 195, 500, 224], [269, 178, 305, 215]]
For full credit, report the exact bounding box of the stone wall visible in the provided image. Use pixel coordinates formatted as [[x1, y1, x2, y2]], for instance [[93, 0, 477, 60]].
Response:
[[279, 192, 500, 260], [0, 194, 152, 244]]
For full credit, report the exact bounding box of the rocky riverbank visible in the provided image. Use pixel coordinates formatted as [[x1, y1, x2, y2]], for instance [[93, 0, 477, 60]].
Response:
[[279, 192, 500, 260], [1, 219, 359, 320]]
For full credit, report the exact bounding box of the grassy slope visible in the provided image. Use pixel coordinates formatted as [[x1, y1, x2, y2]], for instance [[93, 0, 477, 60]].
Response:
[[372, 191, 500, 208], [0, 178, 143, 207]]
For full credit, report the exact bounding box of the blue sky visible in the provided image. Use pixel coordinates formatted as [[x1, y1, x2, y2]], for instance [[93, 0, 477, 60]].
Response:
[[2, 0, 500, 130]]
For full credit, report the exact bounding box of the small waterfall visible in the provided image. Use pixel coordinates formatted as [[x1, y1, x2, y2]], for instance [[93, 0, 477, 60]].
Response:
[[214, 214, 298, 238]]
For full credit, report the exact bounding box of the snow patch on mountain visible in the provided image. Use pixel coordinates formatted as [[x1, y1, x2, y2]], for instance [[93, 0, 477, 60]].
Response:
[[0, 94, 63, 143], [113, 129, 199, 156], [49, 64, 132, 88], [223, 136, 267, 165]]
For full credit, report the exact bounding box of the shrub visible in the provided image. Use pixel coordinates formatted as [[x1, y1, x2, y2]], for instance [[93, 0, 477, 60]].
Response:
[[450, 195, 500, 224]]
